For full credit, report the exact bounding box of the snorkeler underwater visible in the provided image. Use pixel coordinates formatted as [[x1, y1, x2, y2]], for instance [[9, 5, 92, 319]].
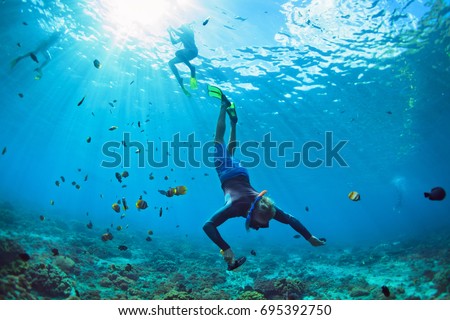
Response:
[[1, 0, 449, 301]]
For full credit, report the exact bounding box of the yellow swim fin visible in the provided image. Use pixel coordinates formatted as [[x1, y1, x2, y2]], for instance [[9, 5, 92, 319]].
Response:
[[190, 77, 198, 90]]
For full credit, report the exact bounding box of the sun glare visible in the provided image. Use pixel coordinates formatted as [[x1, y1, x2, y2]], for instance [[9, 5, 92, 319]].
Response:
[[98, 0, 192, 43]]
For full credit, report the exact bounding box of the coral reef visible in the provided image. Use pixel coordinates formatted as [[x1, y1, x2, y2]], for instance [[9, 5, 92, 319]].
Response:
[[0, 237, 24, 268], [0, 275, 36, 299], [26, 263, 73, 298], [254, 277, 307, 299], [237, 290, 266, 300]]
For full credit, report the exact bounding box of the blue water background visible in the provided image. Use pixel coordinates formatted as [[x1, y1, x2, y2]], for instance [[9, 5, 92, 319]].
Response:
[[1, 0, 449, 252]]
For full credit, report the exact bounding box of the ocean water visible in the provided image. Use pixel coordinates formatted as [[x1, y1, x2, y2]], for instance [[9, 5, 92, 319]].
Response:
[[0, 0, 449, 300]]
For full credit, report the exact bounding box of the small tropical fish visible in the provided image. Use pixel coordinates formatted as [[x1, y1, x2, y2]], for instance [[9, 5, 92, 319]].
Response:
[[93, 59, 101, 69], [348, 191, 360, 201], [77, 96, 86, 106], [116, 225, 122, 231], [2, 147, 6, 155], [112, 203, 120, 213], [159, 186, 188, 197], [18, 253, 31, 262], [84, 174, 88, 181], [39, 215, 45, 221], [121, 171, 129, 178], [51, 248, 59, 256], [424, 187, 446, 201], [125, 264, 132, 271], [136, 198, 148, 210], [118, 245, 128, 251], [115, 172, 122, 183], [305, 206, 309, 212], [381, 285, 390, 297], [86, 221, 93, 229], [60, 176, 65, 182], [130, 80, 134, 85], [55, 181, 60, 187], [164, 175, 169, 180], [149, 173, 154, 180], [293, 234, 301, 239], [250, 250, 256, 256], [137, 121, 141, 128], [50, 200, 54, 205], [202, 17, 210, 26], [109, 126, 118, 131], [18, 93, 24, 98], [71, 181, 76, 186], [101, 232, 113, 241], [108, 102, 115, 108], [145, 236, 152, 242], [86, 136, 91, 143], [75, 184, 81, 190], [159, 207, 163, 217], [122, 197, 129, 211], [147, 230, 153, 235]]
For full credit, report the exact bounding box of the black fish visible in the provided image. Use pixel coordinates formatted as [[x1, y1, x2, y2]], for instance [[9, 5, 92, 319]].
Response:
[[202, 17, 210, 26], [381, 285, 390, 297], [84, 174, 88, 181], [2, 147, 6, 155], [145, 236, 152, 242], [86, 136, 91, 143], [18, 93, 24, 98], [60, 176, 65, 182], [55, 181, 60, 187], [86, 221, 93, 229], [115, 172, 122, 183], [250, 250, 256, 256], [71, 181, 76, 186], [305, 206, 309, 212], [293, 234, 301, 239], [18, 253, 31, 262], [77, 96, 86, 106], [424, 187, 446, 201], [30, 52, 39, 63], [125, 263, 132, 271], [108, 102, 115, 108], [159, 207, 163, 217], [93, 59, 101, 69], [51, 248, 59, 256], [118, 245, 128, 251], [138, 121, 141, 128]]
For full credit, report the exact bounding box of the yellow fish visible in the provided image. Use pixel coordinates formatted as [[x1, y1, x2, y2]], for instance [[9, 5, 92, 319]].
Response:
[[348, 191, 360, 201]]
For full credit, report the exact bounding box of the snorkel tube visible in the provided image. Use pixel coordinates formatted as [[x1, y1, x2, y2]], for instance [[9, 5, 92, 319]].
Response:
[[245, 190, 267, 231]]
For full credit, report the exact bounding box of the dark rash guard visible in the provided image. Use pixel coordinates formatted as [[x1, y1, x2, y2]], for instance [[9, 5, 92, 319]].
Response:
[[203, 175, 312, 251]]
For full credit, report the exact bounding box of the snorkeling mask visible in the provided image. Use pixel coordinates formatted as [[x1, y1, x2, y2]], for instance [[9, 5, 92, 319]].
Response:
[[245, 190, 267, 231]]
